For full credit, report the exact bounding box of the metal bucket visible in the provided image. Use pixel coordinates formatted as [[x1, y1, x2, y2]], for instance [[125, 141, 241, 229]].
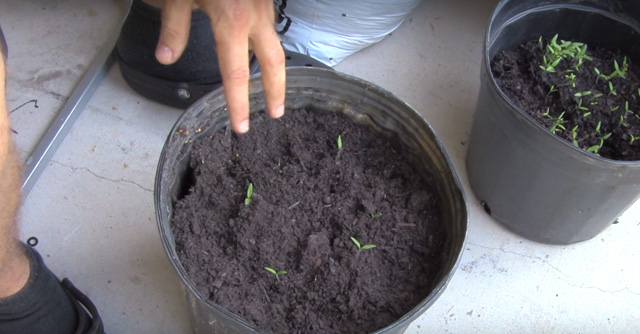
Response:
[[155, 67, 467, 333]]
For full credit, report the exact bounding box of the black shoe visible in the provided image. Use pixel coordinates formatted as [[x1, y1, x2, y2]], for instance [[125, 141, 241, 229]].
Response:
[[0, 244, 104, 334], [116, 0, 224, 108]]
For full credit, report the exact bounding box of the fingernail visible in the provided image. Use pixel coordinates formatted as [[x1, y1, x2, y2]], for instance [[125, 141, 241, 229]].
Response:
[[273, 105, 285, 118], [237, 119, 250, 133], [155, 44, 173, 64]]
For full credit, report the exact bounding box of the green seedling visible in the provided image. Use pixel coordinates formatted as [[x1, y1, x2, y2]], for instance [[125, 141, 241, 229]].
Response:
[[548, 85, 558, 94], [594, 67, 610, 81], [350, 237, 376, 251], [264, 267, 287, 281], [541, 107, 552, 118], [608, 81, 617, 96], [244, 183, 254, 205], [571, 125, 580, 147], [637, 88, 640, 99], [574, 91, 591, 97], [574, 44, 592, 70], [587, 139, 604, 155], [565, 72, 577, 87], [596, 121, 602, 133], [538, 36, 543, 46], [337, 135, 343, 150], [593, 92, 603, 99], [587, 133, 611, 155], [577, 99, 588, 112], [370, 212, 383, 219], [611, 106, 620, 112], [609, 57, 629, 79], [549, 111, 566, 134], [630, 133, 638, 144], [583, 111, 592, 117], [625, 101, 632, 114], [540, 55, 561, 73], [620, 115, 629, 127]]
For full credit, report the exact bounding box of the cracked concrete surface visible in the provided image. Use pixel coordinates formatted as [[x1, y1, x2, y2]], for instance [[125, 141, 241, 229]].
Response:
[[51, 160, 153, 193], [3, 0, 639, 333]]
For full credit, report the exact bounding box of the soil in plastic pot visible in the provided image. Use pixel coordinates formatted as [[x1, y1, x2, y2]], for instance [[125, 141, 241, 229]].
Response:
[[171, 107, 446, 334], [491, 36, 640, 161]]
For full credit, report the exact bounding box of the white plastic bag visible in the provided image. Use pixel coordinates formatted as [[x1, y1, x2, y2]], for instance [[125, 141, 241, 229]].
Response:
[[275, 0, 422, 66]]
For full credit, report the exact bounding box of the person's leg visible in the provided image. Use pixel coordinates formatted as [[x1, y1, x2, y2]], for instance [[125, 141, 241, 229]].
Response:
[[0, 26, 103, 334], [0, 25, 29, 302]]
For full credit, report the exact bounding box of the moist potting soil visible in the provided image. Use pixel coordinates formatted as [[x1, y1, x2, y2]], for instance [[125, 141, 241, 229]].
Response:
[[171, 107, 446, 333], [491, 36, 640, 161]]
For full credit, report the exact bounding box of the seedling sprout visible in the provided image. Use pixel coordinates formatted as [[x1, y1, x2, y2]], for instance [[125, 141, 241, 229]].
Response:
[[245, 183, 254, 205], [608, 81, 617, 96], [574, 91, 591, 97], [350, 237, 376, 251], [549, 111, 566, 134], [571, 125, 579, 147], [264, 267, 287, 281], [337, 135, 343, 150]]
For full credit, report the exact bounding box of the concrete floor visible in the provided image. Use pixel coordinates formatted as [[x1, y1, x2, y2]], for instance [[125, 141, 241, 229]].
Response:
[[2, 0, 639, 333]]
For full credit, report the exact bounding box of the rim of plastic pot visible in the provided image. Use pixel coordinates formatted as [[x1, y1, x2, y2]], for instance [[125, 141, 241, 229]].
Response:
[[155, 67, 468, 333], [486, 0, 640, 168]]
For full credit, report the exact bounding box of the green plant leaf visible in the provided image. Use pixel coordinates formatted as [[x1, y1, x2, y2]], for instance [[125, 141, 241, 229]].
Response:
[[350, 237, 361, 249], [245, 183, 254, 205], [370, 212, 382, 219], [587, 145, 600, 153], [265, 267, 277, 275], [361, 244, 377, 250]]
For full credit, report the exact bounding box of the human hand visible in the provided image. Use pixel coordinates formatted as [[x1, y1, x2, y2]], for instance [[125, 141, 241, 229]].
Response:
[[155, 0, 286, 134]]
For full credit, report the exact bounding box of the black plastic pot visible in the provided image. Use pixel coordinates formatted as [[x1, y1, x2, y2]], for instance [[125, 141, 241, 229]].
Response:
[[467, 0, 640, 245], [155, 67, 467, 333]]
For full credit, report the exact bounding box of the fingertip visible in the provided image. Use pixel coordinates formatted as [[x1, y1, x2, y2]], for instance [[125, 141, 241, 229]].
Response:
[[155, 44, 174, 64], [272, 104, 285, 119], [235, 119, 250, 134]]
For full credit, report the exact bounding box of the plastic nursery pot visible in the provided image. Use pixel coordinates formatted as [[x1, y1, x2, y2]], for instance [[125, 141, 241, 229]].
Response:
[[466, 0, 640, 245], [155, 67, 468, 333]]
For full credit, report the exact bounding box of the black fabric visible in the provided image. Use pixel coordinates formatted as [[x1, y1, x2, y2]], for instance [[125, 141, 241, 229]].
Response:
[[61, 279, 104, 334], [116, 0, 222, 84], [0, 244, 78, 334]]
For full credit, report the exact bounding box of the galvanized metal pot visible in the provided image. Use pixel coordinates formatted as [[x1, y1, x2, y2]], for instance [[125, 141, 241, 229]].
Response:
[[466, 0, 640, 245], [155, 67, 467, 333]]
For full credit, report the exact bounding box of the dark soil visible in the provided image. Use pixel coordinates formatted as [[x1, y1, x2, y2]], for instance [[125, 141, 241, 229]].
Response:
[[491, 36, 640, 161], [171, 108, 447, 334]]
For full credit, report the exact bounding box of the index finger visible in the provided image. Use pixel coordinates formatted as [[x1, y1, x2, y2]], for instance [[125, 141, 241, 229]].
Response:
[[215, 32, 251, 133]]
